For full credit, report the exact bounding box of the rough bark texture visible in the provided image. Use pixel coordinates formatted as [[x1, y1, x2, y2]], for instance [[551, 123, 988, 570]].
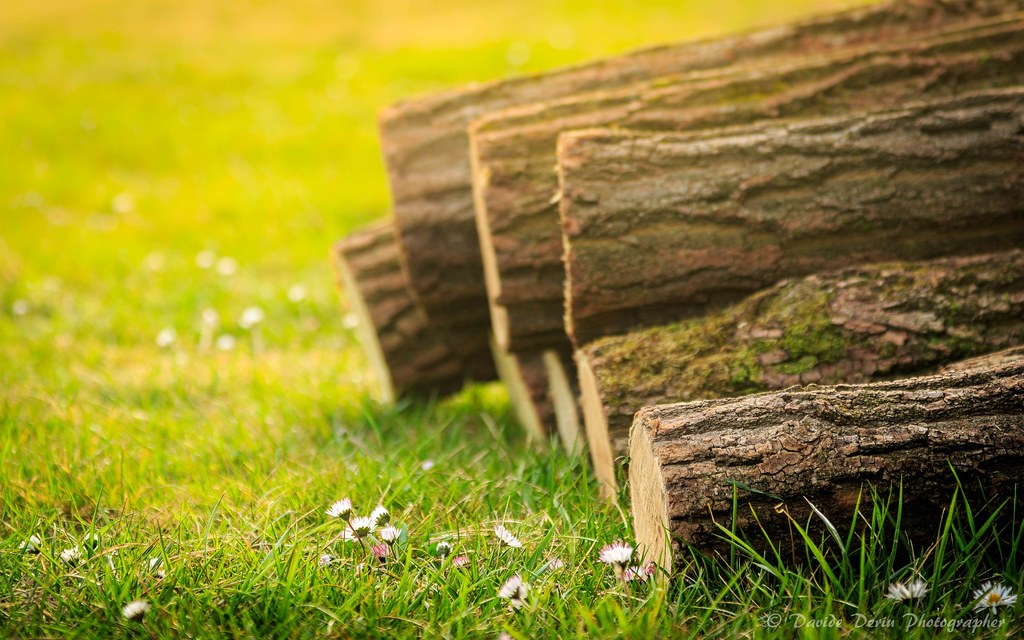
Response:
[[560, 88, 1024, 346], [579, 250, 1024, 492], [629, 357, 1024, 572], [380, 0, 1022, 362], [469, 16, 1024, 352], [332, 220, 491, 399]]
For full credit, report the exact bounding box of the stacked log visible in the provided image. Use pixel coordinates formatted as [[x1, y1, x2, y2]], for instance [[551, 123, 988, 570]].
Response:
[[472, 13, 1024, 354], [629, 354, 1024, 571], [381, 0, 1022, 367], [578, 251, 1024, 492]]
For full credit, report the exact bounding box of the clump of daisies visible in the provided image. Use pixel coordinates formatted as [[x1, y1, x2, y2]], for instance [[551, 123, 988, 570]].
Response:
[[886, 578, 928, 603], [122, 599, 150, 622], [494, 525, 522, 548], [973, 582, 1017, 615], [497, 574, 529, 610]]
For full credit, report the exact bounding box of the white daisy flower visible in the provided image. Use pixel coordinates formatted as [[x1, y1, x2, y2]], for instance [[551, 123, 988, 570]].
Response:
[[200, 308, 220, 328], [239, 306, 264, 329], [155, 328, 176, 348], [215, 334, 236, 351], [545, 557, 565, 571], [620, 563, 656, 582], [319, 554, 333, 566], [146, 555, 165, 578], [60, 547, 81, 565], [195, 249, 216, 269], [12, 300, 28, 316], [287, 284, 307, 302], [973, 582, 1017, 615], [122, 599, 150, 622], [451, 555, 470, 568], [379, 525, 400, 545], [886, 579, 928, 602], [420, 459, 435, 471], [494, 525, 522, 548], [370, 505, 390, 526], [371, 544, 389, 562], [19, 535, 42, 553], [436, 541, 452, 558], [497, 574, 529, 609], [348, 516, 375, 538], [216, 256, 238, 276], [326, 498, 353, 520], [598, 541, 633, 568], [82, 533, 101, 549]]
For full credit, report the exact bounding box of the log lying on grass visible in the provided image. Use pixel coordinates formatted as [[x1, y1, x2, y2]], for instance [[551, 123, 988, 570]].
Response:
[[489, 339, 553, 443], [560, 88, 1024, 346], [474, 14, 1024, 352], [580, 250, 1024, 492], [629, 356, 1024, 573], [332, 220, 495, 401], [381, 0, 1022, 361]]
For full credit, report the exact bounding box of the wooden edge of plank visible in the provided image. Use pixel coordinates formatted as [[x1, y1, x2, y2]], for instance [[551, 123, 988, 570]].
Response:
[[576, 348, 618, 498], [628, 411, 673, 577], [543, 350, 585, 455]]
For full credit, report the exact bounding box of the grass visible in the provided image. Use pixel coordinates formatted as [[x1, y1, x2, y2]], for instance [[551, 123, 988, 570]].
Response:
[[0, 0, 1021, 637]]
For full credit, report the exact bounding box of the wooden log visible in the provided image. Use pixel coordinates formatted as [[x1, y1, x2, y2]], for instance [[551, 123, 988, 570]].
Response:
[[489, 337, 553, 443], [580, 250, 1024, 493], [560, 87, 1024, 346], [469, 15, 1024, 352], [629, 357, 1024, 573], [332, 220, 488, 400], [381, 0, 1022, 361], [543, 350, 585, 452]]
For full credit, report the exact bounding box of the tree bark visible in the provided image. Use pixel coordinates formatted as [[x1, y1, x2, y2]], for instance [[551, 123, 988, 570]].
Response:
[[380, 0, 1021, 363], [332, 220, 494, 401], [629, 356, 1024, 573], [468, 16, 1024, 352], [579, 250, 1024, 493], [560, 88, 1024, 346]]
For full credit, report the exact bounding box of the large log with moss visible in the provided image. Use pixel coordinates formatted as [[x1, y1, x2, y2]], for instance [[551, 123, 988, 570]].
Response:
[[380, 0, 1021, 364], [580, 250, 1024, 492], [470, 16, 1024, 352], [561, 88, 1024, 347], [629, 355, 1024, 573], [332, 220, 495, 401]]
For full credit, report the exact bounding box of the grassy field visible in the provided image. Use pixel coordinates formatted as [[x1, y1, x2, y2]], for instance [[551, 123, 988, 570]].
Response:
[[1, 0, 1022, 637]]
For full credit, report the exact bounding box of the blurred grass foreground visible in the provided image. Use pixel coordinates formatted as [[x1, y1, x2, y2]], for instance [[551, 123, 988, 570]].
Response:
[[27, 0, 1024, 638]]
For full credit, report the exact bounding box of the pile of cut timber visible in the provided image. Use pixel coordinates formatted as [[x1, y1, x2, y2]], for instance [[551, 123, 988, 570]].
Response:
[[332, 0, 1024, 572]]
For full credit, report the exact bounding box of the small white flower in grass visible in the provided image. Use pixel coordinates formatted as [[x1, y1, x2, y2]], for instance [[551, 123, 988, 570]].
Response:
[[239, 306, 264, 329], [326, 498, 353, 520], [215, 334, 236, 351], [497, 574, 529, 609], [122, 599, 150, 622], [973, 582, 1017, 615], [155, 328, 176, 348], [195, 249, 216, 269], [19, 535, 42, 553], [342, 312, 358, 329], [12, 300, 28, 316], [498, 633, 513, 640], [371, 544, 389, 562], [620, 563, 656, 583], [370, 505, 390, 526], [421, 459, 435, 471], [216, 256, 238, 276], [201, 308, 220, 328], [545, 557, 564, 571], [494, 525, 522, 548], [60, 547, 81, 565], [287, 284, 307, 302], [451, 555, 470, 568], [82, 533, 101, 549], [146, 555, 166, 579], [348, 516, 375, 538], [598, 541, 633, 569], [319, 554, 334, 566], [379, 525, 400, 545], [436, 541, 452, 558], [886, 579, 928, 602]]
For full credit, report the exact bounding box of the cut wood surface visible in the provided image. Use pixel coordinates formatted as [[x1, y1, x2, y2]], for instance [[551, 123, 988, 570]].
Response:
[[380, 0, 1022, 362], [580, 250, 1024, 493], [332, 220, 495, 400], [489, 337, 554, 443], [629, 357, 1024, 572], [543, 349, 585, 452], [469, 16, 1024, 351], [560, 87, 1024, 346]]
